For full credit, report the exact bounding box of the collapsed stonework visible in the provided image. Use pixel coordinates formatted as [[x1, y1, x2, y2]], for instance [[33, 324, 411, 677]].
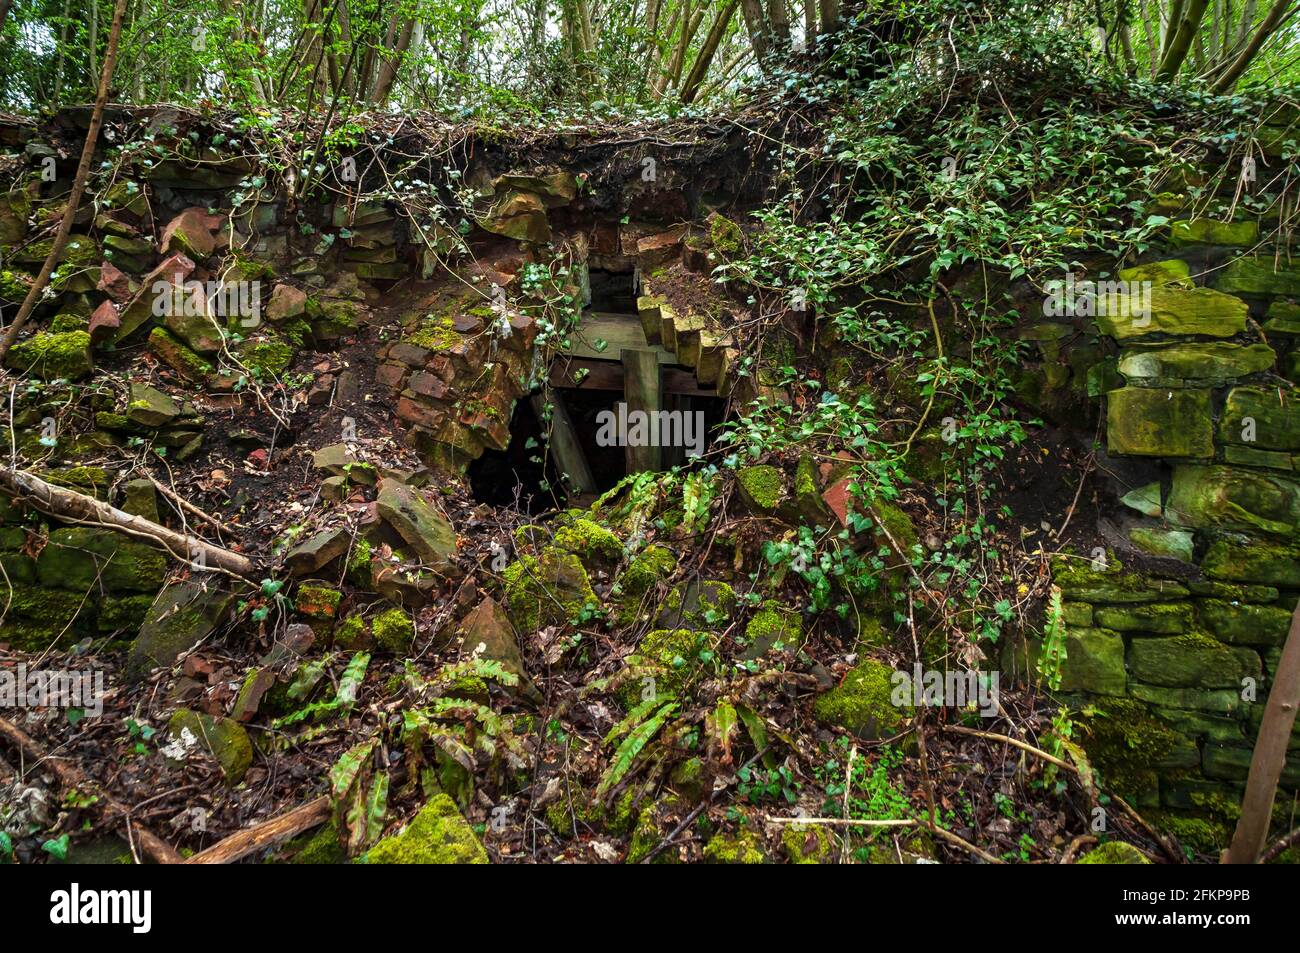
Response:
[[1, 102, 1299, 862]]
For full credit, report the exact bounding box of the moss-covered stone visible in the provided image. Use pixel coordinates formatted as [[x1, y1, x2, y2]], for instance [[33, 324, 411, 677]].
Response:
[[3, 330, 92, 380], [1129, 527, 1194, 562], [1077, 697, 1178, 799], [333, 614, 374, 650], [1107, 387, 1214, 458], [503, 548, 597, 632], [1077, 841, 1151, 864], [364, 794, 488, 864], [286, 818, 347, 864], [1093, 602, 1193, 634], [1168, 218, 1257, 247], [294, 585, 341, 623], [1059, 626, 1127, 695], [1117, 259, 1191, 287], [657, 579, 736, 630], [1218, 386, 1300, 452], [813, 659, 911, 740], [1117, 342, 1275, 386], [148, 327, 214, 382], [236, 335, 295, 376], [621, 628, 710, 706], [165, 708, 254, 783], [1094, 286, 1246, 341], [703, 830, 767, 864], [1202, 539, 1300, 587], [1198, 600, 1293, 646], [1213, 257, 1300, 297], [127, 579, 240, 680], [735, 465, 785, 513], [1127, 632, 1259, 689], [781, 823, 836, 864], [708, 214, 743, 254], [35, 527, 167, 592], [615, 544, 675, 624], [742, 601, 804, 659], [553, 517, 623, 567], [1053, 555, 1190, 604], [372, 607, 414, 653]]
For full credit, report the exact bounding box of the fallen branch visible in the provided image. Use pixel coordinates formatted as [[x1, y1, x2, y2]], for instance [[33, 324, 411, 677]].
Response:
[[139, 469, 239, 537], [1260, 826, 1300, 865], [0, 466, 258, 579], [943, 723, 1185, 863], [185, 796, 331, 864], [0, 715, 182, 864]]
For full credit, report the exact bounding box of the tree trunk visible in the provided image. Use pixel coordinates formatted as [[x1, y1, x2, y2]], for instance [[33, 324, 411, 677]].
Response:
[[1223, 601, 1300, 863], [1157, 0, 1210, 78], [739, 0, 771, 61], [681, 0, 740, 103], [0, 0, 129, 366], [1211, 0, 1295, 91]]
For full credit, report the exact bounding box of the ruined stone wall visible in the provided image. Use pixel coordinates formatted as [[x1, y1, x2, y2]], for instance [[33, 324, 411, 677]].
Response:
[[1032, 176, 1300, 844]]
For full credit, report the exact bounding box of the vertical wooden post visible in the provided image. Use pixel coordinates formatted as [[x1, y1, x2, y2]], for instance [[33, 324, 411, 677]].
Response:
[[622, 348, 662, 473], [531, 392, 596, 495], [660, 394, 689, 470]]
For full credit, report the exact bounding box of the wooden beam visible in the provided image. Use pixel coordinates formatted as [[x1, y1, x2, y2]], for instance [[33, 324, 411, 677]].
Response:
[[622, 348, 663, 473], [548, 358, 716, 397], [531, 393, 596, 495]]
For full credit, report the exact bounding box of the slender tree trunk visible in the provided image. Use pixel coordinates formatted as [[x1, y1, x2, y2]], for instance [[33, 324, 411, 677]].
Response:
[[1157, 0, 1210, 78], [804, 0, 816, 49], [0, 0, 129, 366], [768, 0, 790, 49], [739, 0, 771, 61], [1211, 0, 1296, 90], [1224, 602, 1300, 863], [681, 0, 739, 102], [0, 0, 12, 34], [369, 17, 415, 105], [817, 0, 840, 34]]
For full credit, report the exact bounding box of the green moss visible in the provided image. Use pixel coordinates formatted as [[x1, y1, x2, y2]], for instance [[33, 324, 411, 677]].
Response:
[[372, 608, 414, 653], [364, 794, 488, 864], [615, 544, 675, 625], [554, 517, 623, 566], [661, 579, 737, 629], [873, 502, 918, 553], [287, 819, 347, 864], [97, 594, 154, 633], [813, 659, 911, 739], [502, 549, 597, 632], [782, 823, 836, 863], [703, 830, 767, 864], [237, 336, 295, 376], [1077, 841, 1151, 864], [1077, 697, 1179, 798], [743, 600, 804, 657], [0, 269, 33, 301], [1149, 811, 1231, 855], [625, 795, 681, 864], [333, 615, 372, 650], [165, 709, 253, 783], [407, 313, 460, 351], [735, 465, 784, 512], [620, 628, 708, 707], [149, 327, 214, 380], [708, 214, 743, 254], [294, 585, 341, 622], [3, 330, 92, 380], [345, 538, 372, 587]]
